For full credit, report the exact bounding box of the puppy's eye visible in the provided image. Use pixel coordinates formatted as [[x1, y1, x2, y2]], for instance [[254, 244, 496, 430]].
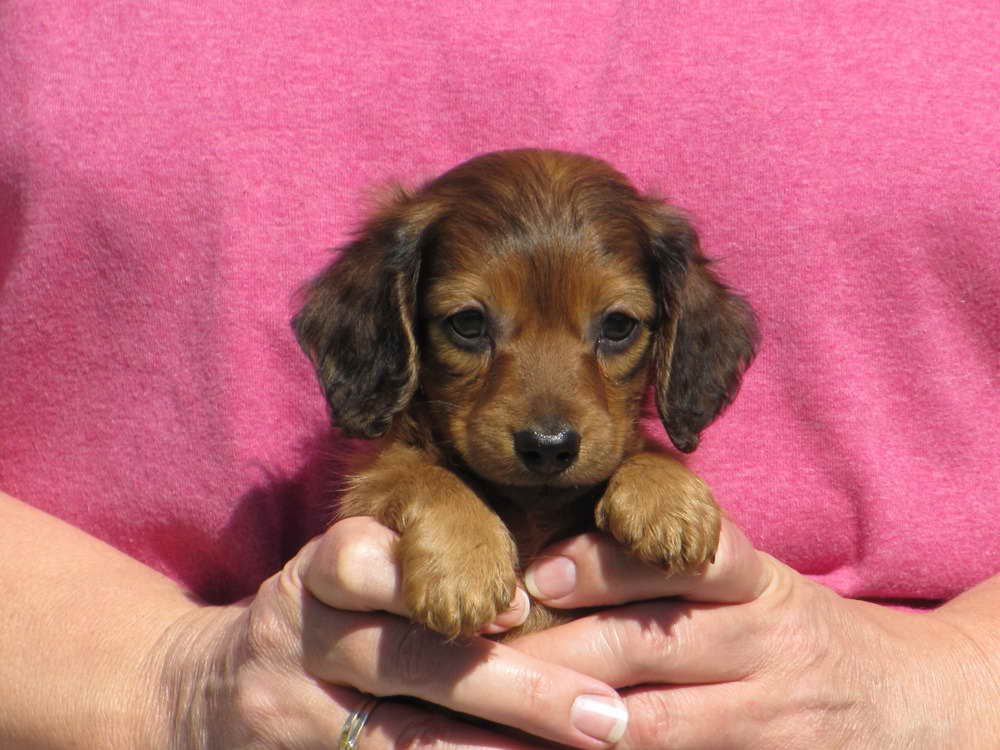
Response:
[[600, 312, 637, 343], [448, 309, 487, 340]]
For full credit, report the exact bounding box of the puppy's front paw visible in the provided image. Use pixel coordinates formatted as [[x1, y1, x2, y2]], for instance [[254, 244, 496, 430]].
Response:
[[398, 518, 519, 639], [596, 453, 721, 574]]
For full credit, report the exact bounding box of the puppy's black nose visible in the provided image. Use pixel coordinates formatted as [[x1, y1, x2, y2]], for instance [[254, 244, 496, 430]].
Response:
[[514, 427, 580, 475]]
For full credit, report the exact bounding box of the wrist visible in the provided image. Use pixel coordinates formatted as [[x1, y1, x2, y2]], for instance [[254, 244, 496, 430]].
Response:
[[926, 605, 1000, 746], [875, 600, 1000, 747], [148, 604, 249, 750], [838, 598, 996, 749], [41, 598, 206, 750]]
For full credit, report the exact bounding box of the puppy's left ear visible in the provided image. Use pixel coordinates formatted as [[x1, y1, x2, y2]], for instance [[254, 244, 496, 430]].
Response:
[[647, 209, 758, 453]]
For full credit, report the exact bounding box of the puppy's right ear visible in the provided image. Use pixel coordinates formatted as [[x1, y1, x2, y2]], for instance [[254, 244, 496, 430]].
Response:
[[293, 192, 441, 439]]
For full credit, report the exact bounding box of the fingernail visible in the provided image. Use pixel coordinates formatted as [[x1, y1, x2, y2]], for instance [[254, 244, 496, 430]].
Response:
[[571, 694, 629, 745], [483, 588, 530, 633], [524, 556, 576, 600]]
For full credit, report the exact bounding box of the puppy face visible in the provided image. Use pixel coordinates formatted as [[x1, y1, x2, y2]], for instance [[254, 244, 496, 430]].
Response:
[[418, 195, 658, 489], [294, 149, 756, 490]]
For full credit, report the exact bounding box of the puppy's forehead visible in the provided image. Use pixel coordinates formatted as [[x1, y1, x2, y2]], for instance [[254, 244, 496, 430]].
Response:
[[426, 242, 655, 324], [421, 149, 660, 322], [427, 149, 648, 253]]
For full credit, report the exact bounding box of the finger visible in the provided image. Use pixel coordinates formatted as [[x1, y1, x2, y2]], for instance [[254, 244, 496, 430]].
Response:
[[615, 683, 748, 750], [227, 653, 543, 749], [299, 516, 528, 631], [524, 517, 771, 608], [302, 601, 630, 749], [299, 517, 404, 613], [336, 689, 544, 750], [511, 580, 783, 687]]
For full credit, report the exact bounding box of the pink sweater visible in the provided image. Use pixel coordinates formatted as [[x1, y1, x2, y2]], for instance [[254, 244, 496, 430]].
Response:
[[1, 1, 997, 605]]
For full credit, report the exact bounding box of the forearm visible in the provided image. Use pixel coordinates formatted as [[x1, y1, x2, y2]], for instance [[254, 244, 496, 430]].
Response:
[[0, 492, 200, 749]]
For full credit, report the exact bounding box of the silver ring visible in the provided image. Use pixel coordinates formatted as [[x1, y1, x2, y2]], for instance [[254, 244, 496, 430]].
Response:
[[339, 694, 380, 750]]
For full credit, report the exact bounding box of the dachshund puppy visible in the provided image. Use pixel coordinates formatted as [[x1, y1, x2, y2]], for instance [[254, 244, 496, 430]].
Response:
[[294, 149, 756, 639]]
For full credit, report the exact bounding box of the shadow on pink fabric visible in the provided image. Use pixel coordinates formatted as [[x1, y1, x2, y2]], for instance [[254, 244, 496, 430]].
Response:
[[1, 1, 998, 605]]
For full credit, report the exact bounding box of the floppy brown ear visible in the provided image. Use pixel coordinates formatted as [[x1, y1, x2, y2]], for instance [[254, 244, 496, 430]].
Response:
[[292, 193, 439, 439], [648, 211, 758, 453]]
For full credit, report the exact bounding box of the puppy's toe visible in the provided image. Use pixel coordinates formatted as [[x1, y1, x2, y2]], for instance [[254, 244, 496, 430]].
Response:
[[597, 458, 722, 574], [399, 526, 519, 639], [404, 571, 516, 640]]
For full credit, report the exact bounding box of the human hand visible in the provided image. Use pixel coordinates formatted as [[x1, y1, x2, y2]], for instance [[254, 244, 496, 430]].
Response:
[[514, 519, 1000, 749], [153, 516, 630, 749]]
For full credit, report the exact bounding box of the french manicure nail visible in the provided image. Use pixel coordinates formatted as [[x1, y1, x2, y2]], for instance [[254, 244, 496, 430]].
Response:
[[571, 694, 629, 745], [524, 556, 576, 600]]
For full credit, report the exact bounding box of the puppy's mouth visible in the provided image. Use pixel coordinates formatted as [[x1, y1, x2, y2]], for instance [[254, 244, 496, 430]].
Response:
[[484, 476, 608, 511], [452, 444, 612, 508]]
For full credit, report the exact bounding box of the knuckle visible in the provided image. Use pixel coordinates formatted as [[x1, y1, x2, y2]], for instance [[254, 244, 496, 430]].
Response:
[[232, 665, 285, 743], [244, 599, 296, 663], [312, 619, 382, 690], [327, 534, 382, 599], [618, 608, 675, 680], [306, 519, 399, 611], [512, 667, 554, 715], [394, 714, 449, 750], [386, 626, 440, 689], [619, 690, 678, 750], [762, 591, 833, 675], [394, 713, 473, 750]]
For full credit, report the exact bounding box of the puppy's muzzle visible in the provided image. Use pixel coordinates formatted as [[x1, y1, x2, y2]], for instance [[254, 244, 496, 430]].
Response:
[[513, 425, 580, 476]]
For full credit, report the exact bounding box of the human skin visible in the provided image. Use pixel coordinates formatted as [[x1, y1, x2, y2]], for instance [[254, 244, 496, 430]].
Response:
[[515, 523, 1000, 749], [0, 493, 624, 749], [297, 517, 1000, 749], [2, 491, 997, 748]]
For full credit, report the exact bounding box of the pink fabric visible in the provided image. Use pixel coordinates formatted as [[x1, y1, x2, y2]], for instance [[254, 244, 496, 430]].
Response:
[[2, 1, 998, 605]]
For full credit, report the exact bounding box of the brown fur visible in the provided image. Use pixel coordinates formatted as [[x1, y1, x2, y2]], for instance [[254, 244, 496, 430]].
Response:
[[294, 149, 757, 639]]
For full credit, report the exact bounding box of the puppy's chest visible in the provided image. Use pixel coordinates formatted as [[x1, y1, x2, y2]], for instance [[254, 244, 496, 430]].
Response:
[[488, 491, 603, 638], [489, 490, 601, 569]]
